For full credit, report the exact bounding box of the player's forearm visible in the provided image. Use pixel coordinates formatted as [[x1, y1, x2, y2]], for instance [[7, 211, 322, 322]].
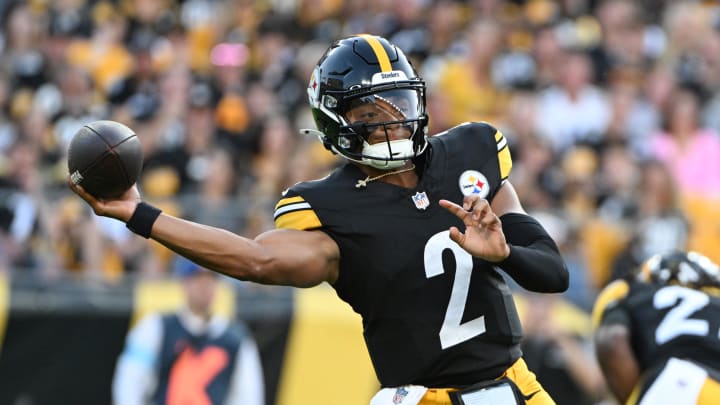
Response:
[[595, 324, 640, 403], [145, 213, 337, 287], [148, 213, 274, 283], [496, 213, 569, 292]]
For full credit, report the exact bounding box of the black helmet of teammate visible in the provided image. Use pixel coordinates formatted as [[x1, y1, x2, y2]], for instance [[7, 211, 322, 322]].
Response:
[[637, 251, 720, 290], [305, 35, 428, 169]]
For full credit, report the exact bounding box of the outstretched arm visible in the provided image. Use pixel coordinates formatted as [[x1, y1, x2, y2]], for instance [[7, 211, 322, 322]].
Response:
[[439, 182, 568, 292], [69, 181, 340, 287]]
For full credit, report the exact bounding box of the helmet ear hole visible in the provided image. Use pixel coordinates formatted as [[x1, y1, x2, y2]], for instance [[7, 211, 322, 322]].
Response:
[[338, 124, 364, 153], [321, 136, 335, 153]]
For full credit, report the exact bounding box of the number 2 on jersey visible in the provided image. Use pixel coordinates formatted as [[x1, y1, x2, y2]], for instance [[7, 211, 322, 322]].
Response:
[[654, 285, 713, 345], [425, 231, 486, 349]]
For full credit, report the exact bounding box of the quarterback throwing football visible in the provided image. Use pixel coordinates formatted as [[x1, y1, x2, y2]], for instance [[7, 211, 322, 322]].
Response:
[[70, 35, 569, 405]]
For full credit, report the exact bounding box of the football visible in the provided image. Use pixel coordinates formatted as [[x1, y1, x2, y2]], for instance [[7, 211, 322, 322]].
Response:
[[67, 120, 143, 199]]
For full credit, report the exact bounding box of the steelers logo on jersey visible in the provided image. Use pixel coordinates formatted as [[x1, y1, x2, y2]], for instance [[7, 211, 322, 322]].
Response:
[[459, 170, 490, 198]]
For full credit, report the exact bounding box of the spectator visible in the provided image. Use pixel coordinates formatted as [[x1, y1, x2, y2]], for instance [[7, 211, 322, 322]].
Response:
[[610, 159, 689, 281], [112, 257, 265, 405], [700, 30, 720, 134], [432, 18, 511, 129], [534, 49, 611, 154], [0, 139, 39, 270], [604, 81, 660, 159], [648, 87, 720, 200], [181, 145, 250, 234]]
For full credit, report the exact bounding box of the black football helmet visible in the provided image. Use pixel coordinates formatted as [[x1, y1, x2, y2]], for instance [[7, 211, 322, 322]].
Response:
[[303, 35, 428, 169], [637, 251, 720, 290]]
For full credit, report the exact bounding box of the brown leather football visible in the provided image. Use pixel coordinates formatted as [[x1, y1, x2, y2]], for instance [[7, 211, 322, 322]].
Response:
[[67, 120, 143, 199]]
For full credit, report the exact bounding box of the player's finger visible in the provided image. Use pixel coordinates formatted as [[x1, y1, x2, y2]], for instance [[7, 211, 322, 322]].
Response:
[[462, 195, 481, 211], [439, 199, 469, 219], [67, 175, 98, 204], [440, 199, 482, 228], [448, 226, 465, 245], [468, 198, 490, 222], [479, 211, 500, 228]]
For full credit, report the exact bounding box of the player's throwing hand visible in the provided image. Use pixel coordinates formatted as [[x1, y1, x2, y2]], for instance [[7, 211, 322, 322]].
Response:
[[439, 195, 511, 262], [67, 176, 141, 222]]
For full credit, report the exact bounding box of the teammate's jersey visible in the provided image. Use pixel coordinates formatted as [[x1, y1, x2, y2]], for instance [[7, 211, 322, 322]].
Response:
[[274, 122, 522, 387], [593, 279, 720, 373]]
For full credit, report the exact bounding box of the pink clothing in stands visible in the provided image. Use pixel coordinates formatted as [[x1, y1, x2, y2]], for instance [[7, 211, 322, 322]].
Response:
[[649, 129, 720, 199]]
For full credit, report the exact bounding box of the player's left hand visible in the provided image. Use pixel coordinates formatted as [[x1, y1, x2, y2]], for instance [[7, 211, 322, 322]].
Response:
[[439, 195, 510, 262]]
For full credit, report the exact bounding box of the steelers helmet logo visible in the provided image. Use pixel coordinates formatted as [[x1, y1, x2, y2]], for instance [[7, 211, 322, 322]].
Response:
[[307, 67, 321, 107], [459, 170, 490, 198]]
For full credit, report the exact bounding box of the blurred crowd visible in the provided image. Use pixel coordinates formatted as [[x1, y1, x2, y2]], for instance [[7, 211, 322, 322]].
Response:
[[0, 0, 719, 321]]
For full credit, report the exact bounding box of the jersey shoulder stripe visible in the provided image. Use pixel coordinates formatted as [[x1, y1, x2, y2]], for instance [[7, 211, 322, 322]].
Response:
[[274, 195, 322, 230], [592, 279, 631, 329], [435, 121, 514, 182], [495, 129, 512, 181]]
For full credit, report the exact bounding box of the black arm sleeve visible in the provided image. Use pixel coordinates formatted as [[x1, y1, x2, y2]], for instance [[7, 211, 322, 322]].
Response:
[[495, 213, 569, 293]]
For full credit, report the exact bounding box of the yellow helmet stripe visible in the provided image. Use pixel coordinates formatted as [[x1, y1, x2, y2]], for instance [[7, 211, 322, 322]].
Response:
[[359, 34, 392, 72]]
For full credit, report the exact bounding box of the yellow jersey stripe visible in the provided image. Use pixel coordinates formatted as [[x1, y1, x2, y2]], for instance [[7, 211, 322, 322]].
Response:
[[591, 279, 630, 329], [626, 380, 642, 405], [495, 130, 512, 180], [275, 195, 306, 211], [0, 274, 9, 352], [495, 130, 504, 143], [359, 34, 392, 72], [275, 209, 322, 230]]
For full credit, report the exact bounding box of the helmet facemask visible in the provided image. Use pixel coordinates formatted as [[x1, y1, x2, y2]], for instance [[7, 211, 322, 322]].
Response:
[[335, 88, 426, 169]]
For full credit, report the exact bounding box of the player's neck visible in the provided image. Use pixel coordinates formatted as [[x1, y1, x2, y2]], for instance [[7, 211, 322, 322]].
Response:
[[357, 162, 418, 188]]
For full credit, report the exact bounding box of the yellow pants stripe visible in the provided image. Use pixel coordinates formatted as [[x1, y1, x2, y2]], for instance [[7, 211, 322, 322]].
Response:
[[418, 358, 556, 405]]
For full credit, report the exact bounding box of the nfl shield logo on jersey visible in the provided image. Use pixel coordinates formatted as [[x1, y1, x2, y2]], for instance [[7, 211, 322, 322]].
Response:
[[412, 191, 430, 210], [393, 387, 409, 404]]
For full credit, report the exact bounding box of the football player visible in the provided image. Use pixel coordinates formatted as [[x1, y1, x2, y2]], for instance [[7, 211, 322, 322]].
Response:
[[69, 35, 569, 405], [592, 251, 720, 404]]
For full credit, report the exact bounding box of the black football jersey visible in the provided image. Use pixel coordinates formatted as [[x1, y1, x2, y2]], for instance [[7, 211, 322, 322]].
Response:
[[593, 279, 720, 373], [273, 122, 522, 387]]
